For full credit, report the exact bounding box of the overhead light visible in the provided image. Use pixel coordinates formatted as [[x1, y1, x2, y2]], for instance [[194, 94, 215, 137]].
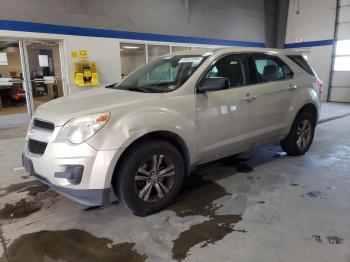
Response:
[[120, 49, 123, 51], [122, 46, 140, 49]]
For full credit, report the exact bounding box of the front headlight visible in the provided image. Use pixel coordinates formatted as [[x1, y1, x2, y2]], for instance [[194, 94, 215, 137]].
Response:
[[57, 112, 110, 144]]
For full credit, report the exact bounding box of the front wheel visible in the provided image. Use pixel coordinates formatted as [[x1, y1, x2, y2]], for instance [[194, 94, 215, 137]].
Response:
[[281, 112, 316, 156], [113, 140, 184, 216]]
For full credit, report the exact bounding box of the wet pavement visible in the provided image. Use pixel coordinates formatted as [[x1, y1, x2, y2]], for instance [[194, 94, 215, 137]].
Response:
[[0, 114, 350, 261]]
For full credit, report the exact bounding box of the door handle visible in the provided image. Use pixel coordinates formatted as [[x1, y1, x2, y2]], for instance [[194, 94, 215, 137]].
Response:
[[244, 94, 257, 103], [289, 84, 298, 90]]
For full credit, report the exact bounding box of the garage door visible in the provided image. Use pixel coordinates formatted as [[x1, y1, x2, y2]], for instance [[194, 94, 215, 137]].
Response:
[[330, 0, 350, 102]]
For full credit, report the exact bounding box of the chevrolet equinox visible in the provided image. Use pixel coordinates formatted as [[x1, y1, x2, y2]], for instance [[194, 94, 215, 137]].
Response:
[[23, 48, 322, 216]]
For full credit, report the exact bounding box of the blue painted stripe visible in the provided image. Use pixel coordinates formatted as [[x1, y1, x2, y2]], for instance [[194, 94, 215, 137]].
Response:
[[0, 20, 266, 48], [284, 39, 334, 48]]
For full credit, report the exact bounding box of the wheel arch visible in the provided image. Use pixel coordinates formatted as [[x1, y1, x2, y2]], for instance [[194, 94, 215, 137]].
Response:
[[110, 130, 191, 187], [284, 102, 319, 139], [296, 103, 318, 121]]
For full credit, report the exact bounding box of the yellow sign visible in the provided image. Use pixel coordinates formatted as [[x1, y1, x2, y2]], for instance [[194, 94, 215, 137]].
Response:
[[79, 49, 88, 60], [71, 51, 78, 58]]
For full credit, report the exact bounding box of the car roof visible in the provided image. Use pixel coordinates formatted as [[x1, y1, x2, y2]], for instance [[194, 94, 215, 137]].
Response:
[[169, 47, 302, 57]]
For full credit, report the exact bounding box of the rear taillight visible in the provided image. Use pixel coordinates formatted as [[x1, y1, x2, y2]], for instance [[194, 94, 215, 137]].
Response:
[[316, 80, 323, 95]]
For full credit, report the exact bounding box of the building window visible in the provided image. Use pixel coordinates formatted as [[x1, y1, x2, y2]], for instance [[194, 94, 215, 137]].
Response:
[[120, 43, 146, 78], [147, 45, 170, 62], [334, 40, 350, 71], [171, 46, 191, 52]]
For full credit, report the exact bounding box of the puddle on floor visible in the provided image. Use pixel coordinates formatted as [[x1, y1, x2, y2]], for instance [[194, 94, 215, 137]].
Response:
[[0, 181, 48, 197], [0, 181, 56, 220], [169, 176, 243, 261], [273, 152, 287, 159], [0, 198, 42, 220], [302, 190, 328, 200], [326, 236, 343, 244], [312, 235, 323, 243], [312, 235, 344, 245], [219, 156, 253, 173], [2, 229, 147, 262]]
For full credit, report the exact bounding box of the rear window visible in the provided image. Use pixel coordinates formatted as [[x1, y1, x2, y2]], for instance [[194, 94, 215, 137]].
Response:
[[287, 55, 315, 76]]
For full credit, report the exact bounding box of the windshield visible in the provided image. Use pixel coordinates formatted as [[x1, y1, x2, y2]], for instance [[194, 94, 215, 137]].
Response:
[[111, 55, 208, 93]]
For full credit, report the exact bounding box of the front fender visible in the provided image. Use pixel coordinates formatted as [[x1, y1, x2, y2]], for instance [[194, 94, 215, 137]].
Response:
[[88, 107, 196, 160]]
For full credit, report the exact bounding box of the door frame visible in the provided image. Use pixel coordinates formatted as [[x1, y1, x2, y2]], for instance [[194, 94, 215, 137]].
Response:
[[20, 39, 35, 118], [0, 39, 31, 128], [0, 38, 66, 128], [22, 39, 67, 117]]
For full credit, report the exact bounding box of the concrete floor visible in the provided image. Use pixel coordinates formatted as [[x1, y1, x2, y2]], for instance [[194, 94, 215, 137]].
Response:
[[0, 102, 350, 262]]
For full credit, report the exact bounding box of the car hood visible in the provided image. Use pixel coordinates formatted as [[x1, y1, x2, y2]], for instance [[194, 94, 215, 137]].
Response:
[[35, 88, 161, 126]]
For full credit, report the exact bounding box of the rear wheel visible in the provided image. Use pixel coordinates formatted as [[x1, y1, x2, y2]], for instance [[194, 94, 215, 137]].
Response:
[[113, 140, 184, 216], [281, 112, 316, 156]]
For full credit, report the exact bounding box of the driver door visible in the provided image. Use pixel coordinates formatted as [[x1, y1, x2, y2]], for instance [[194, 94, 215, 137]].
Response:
[[195, 54, 259, 163]]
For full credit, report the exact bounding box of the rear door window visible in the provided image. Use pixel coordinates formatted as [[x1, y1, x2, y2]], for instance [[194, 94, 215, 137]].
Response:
[[252, 54, 294, 83], [287, 55, 315, 76]]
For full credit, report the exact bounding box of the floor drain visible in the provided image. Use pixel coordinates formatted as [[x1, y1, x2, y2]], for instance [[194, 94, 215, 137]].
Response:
[[34, 190, 58, 201]]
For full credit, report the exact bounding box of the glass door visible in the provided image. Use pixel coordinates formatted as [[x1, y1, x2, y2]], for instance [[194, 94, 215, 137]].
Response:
[[24, 40, 65, 111], [0, 40, 28, 119]]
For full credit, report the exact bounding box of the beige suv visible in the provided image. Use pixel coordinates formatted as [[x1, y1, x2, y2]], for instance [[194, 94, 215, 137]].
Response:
[[22, 48, 322, 216]]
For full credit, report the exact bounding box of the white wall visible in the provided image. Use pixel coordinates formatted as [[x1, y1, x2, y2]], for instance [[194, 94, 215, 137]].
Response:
[[285, 0, 337, 101], [63, 36, 121, 94]]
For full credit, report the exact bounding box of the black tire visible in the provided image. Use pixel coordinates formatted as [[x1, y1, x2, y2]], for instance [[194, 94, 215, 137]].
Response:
[[113, 140, 185, 216], [281, 111, 316, 156]]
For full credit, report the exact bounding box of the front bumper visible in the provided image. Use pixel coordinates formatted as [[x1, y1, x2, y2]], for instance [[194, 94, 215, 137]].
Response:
[[22, 139, 119, 206], [22, 153, 109, 206]]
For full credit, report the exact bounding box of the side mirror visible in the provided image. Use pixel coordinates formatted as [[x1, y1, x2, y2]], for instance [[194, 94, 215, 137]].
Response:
[[197, 77, 230, 93]]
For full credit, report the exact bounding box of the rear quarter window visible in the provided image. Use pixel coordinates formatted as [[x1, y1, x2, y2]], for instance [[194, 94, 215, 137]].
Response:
[[287, 55, 315, 76]]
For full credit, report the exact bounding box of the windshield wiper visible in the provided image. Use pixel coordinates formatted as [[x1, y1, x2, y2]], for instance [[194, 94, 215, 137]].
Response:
[[106, 84, 149, 93], [105, 82, 118, 89]]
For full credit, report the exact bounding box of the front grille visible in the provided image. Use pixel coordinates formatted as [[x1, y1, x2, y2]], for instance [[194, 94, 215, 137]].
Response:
[[33, 118, 55, 131], [28, 139, 47, 155]]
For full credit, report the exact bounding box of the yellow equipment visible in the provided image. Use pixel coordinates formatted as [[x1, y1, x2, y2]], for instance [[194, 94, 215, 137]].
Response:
[[74, 61, 99, 86]]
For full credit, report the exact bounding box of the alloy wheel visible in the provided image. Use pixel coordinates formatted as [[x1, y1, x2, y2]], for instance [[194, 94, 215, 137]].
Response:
[[134, 154, 176, 202], [296, 119, 312, 150]]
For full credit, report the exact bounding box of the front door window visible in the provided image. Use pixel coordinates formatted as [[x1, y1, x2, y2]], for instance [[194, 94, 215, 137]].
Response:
[[205, 54, 252, 87]]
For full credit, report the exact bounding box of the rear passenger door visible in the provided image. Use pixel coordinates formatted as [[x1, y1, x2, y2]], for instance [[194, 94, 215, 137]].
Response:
[[196, 54, 259, 163], [250, 54, 295, 143]]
